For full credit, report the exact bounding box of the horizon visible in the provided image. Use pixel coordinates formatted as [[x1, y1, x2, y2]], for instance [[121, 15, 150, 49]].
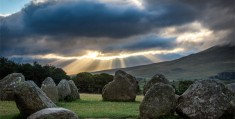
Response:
[[0, 0, 233, 75]]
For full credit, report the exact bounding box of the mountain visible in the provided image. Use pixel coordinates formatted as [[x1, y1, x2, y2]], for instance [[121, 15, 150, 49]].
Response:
[[93, 45, 235, 81]]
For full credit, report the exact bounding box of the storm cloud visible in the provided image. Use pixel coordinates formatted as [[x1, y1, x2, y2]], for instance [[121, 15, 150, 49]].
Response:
[[0, 0, 233, 59]]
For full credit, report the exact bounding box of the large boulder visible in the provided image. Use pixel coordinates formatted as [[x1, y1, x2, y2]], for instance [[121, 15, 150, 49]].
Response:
[[27, 108, 78, 119], [68, 80, 80, 100], [0, 73, 25, 100], [57, 79, 71, 101], [41, 77, 59, 103], [139, 83, 176, 119], [176, 79, 235, 119], [227, 83, 235, 94], [102, 70, 138, 102], [14, 81, 56, 117], [143, 74, 170, 95]]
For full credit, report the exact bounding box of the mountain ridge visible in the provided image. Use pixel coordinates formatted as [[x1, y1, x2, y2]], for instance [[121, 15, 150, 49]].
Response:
[[93, 45, 235, 80]]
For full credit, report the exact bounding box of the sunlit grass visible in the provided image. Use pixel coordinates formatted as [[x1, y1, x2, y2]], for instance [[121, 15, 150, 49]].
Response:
[[0, 93, 144, 119], [58, 93, 144, 118], [0, 101, 21, 119]]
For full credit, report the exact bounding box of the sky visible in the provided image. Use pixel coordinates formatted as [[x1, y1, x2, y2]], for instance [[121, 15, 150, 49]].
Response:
[[0, 0, 234, 74]]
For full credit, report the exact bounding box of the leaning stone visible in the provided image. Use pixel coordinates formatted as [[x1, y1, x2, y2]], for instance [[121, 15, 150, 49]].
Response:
[[14, 81, 56, 117]]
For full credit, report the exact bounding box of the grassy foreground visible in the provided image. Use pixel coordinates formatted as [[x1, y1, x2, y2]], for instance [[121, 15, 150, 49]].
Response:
[[0, 93, 144, 119]]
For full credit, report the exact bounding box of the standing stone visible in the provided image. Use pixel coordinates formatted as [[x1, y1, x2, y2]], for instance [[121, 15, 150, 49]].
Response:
[[41, 77, 59, 103], [68, 80, 80, 100], [139, 83, 176, 119], [102, 70, 138, 102], [0, 73, 25, 100], [14, 81, 56, 117], [176, 79, 235, 119], [227, 83, 235, 94], [57, 79, 71, 101], [27, 108, 79, 119], [143, 74, 170, 95]]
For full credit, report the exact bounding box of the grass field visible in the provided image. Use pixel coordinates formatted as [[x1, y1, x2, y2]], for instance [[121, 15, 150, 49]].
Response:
[[0, 93, 144, 119]]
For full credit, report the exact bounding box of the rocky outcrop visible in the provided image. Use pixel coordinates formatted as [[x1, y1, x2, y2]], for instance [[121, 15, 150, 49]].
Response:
[[57, 79, 71, 101], [0, 73, 25, 100], [14, 81, 56, 117], [176, 79, 235, 119], [143, 74, 170, 95], [102, 70, 138, 102], [41, 77, 59, 103], [68, 80, 80, 100], [139, 83, 176, 119], [27, 108, 78, 119]]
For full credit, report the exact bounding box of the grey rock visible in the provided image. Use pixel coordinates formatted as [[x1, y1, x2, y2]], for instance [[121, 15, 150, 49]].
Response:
[[41, 77, 59, 103], [176, 79, 235, 119], [143, 74, 170, 95], [139, 83, 176, 119], [0, 73, 25, 100], [175, 94, 180, 101], [227, 83, 235, 94], [14, 81, 56, 117], [102, 70, 138, 102], [57, 79, 71, 101], [27, 107, 78, 119], [68, 80, 80, 100]]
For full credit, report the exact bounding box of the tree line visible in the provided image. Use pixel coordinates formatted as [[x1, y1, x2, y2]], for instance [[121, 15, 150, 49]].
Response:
[[0, 57, 114, 93], [0, 57, 70, 86], [71, 72, 113, 93]]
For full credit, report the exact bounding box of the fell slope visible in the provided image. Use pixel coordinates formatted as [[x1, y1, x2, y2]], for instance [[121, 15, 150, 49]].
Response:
[[94, 45, 235, 80]]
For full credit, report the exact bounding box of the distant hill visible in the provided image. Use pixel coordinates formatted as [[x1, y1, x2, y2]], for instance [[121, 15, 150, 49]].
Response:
[[93, 45, 235, 81]]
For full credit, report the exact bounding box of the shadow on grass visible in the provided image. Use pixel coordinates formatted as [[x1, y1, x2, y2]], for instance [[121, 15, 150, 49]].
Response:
[[0, 114, 23, 119]]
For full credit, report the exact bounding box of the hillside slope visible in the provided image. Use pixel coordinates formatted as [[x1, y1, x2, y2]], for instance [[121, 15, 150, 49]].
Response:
[[93, 45, 235, 80]]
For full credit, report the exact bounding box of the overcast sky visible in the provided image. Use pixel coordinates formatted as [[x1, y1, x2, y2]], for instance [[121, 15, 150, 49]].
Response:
[[0, 0, 234, 74]]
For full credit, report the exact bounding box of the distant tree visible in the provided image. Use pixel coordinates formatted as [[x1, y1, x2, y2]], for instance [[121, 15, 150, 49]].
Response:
[[92, 73, 113, 93], [73, 72, 113, 93], [0, 57, 70, 87], [73, 72, 94, 93], [176, 80, 194, 95], [0, 57, 18, 79]]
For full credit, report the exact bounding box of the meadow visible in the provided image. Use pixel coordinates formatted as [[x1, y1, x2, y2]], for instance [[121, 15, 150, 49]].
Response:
[[0, 94, 144, 119]]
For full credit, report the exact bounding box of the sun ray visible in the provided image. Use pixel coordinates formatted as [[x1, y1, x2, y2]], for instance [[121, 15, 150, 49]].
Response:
[[143, 54, 161, 63], [119, 58, 126, 68], [63, 59, 96, 74]]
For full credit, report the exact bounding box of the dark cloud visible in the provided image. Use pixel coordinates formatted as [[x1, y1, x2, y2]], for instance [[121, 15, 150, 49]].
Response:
[[0, 0, 233, 58], [145, 0, 234, 43]]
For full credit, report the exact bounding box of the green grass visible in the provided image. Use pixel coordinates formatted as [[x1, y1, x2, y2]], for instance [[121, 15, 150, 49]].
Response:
[[0, 93, 144, 119]]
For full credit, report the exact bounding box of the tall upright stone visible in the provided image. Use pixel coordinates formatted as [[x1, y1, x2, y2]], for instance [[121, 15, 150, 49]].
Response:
[[102, 70, 138, 102], [140, 83, 176, 119], [68, 80, 80, 100], [41, 77, 59, 103], [143, 74, 170, 95], [0, 73, 25, 100], [57, 79, 71, 101], [14, 81, 56, 117]]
